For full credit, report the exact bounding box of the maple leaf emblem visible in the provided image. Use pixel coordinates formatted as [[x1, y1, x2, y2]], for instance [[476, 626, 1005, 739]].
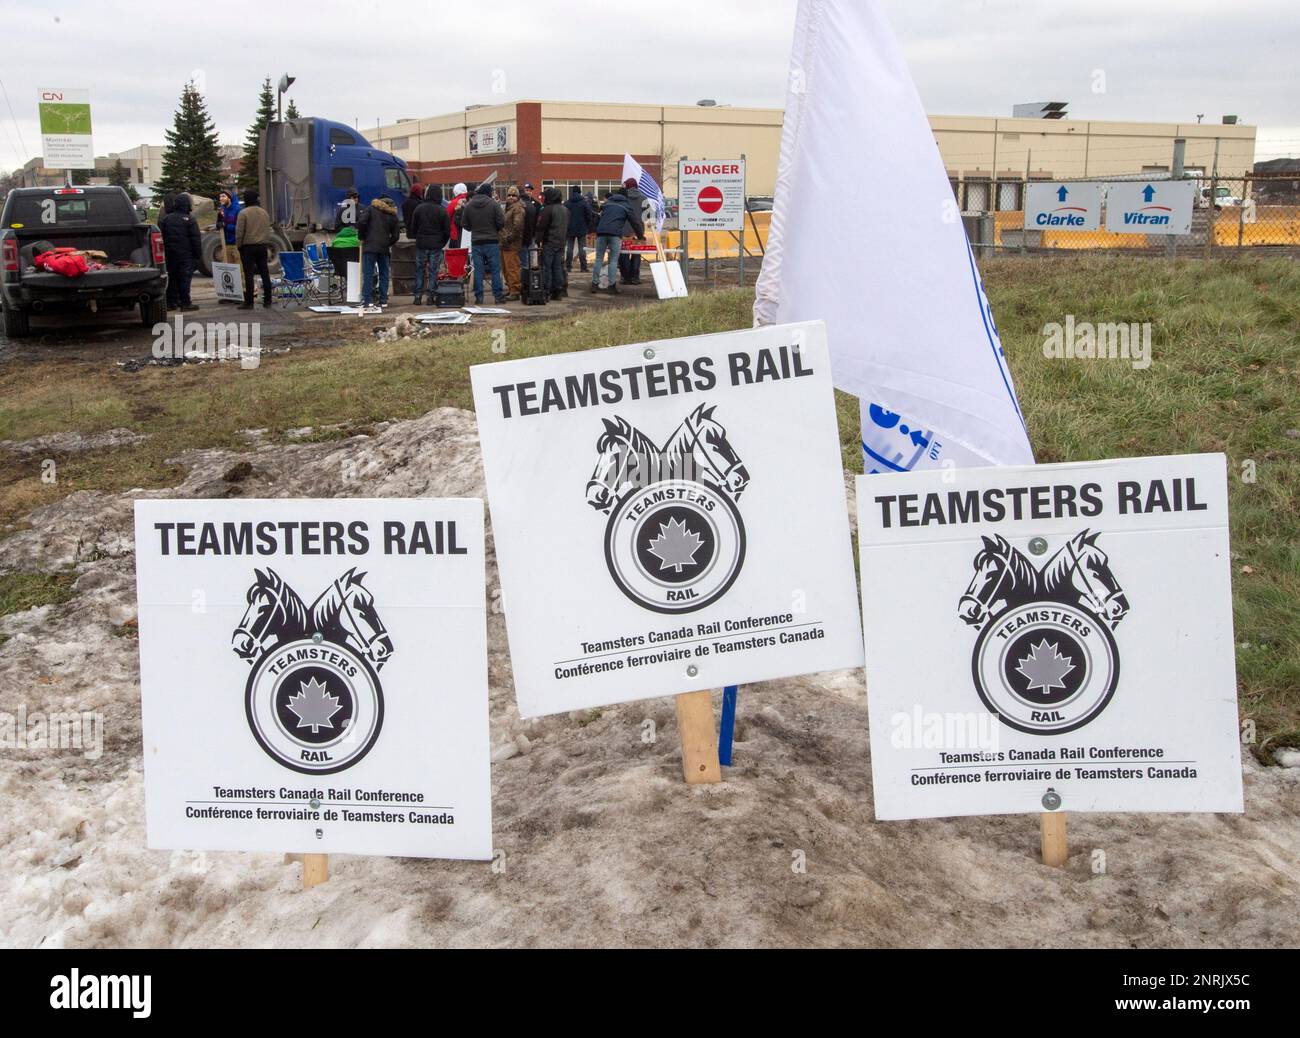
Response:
[[286, 677, 343, 733], [1015, 639, 1076, 695], [646, 517, 704, 573]]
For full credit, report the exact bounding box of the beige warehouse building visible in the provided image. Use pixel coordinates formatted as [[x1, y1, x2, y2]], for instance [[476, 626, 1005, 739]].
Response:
[[373, 100, 1256, 207]]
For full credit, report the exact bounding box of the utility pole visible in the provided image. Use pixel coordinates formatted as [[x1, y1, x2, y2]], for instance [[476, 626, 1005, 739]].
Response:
[[1169, 138, 1186, 258]]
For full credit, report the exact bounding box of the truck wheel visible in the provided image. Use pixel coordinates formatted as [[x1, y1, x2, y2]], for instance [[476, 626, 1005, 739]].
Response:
[[140, 297, 167, 327], [199, 231, 224, 277], [2, 305, 31, 338]]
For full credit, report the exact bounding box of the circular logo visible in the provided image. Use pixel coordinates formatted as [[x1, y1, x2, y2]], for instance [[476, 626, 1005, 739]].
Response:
[[246, 639, 384, 773], [697, 185, 724, 214], [972, 603, 1118, 735], [605, 479, 745, 614]]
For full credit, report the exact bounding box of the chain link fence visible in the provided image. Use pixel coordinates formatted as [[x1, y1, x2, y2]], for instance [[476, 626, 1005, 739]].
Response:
[[961, 173, 1300, 258]]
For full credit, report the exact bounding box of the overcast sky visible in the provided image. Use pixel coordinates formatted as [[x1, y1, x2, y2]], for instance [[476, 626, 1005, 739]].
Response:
[[1, 0, 1296, 168]]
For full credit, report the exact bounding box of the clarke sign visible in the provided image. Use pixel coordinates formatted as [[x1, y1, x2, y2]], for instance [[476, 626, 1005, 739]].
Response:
[[1025, 182, 1103, 231]]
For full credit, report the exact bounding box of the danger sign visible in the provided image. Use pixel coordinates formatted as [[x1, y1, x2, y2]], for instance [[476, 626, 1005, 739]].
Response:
[[679, 158, 745, 231]]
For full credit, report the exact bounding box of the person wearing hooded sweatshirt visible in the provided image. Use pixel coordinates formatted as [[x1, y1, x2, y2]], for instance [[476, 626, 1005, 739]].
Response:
[[564, 185, 592, 273], [159, 193, 203, 311], [591, 187, 644, 293], [499, 185, 526, 300], [457, 183, 507, 304], [408, 186, 450, 305], [402, 182, 425, 236], [357, 195, 401, 307], [235, 189, 274, 308], [447, 182, 469, 248], [535, 187, 569, 299]]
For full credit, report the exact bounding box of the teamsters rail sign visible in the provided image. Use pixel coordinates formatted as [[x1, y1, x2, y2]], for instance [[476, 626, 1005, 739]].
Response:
[[857, 454, 1242, 820], [134, 499, 492, 860], [472, 321, 863, 717]]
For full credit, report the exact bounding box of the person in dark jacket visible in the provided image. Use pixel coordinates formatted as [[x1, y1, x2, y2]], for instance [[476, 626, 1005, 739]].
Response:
[[563, 185, 592, 273], [357, 196, 401, 306], [408, 186, 450, 305], [518, 182, 540, 286], [619, 177, 647, 284], [535, 187, 569, 299], [159, 193, 203, 311], [457, 183, 507, 304], [402, 182, 425, 235], [591, 187, 644, 293]]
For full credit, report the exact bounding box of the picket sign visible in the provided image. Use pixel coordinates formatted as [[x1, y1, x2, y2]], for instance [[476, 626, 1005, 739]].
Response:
[[469, 321, 864, 785], [648, 226, 687, 299]]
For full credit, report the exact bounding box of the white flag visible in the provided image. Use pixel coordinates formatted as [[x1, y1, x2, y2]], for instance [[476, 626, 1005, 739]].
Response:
[[754, 0, 1033, 472], [622, 153, 666, 231]]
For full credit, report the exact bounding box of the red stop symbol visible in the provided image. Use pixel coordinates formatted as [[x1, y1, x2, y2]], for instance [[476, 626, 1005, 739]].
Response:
[[697, 185, 724, 214]]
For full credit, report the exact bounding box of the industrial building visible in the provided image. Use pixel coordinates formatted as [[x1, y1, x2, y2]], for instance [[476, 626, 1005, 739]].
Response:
[[371, 100, 1257, 208]]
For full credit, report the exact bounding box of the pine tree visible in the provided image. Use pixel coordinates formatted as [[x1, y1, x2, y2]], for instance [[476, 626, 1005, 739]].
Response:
[[286, 98, 301, 120], [239, 78, 276, 194], [156, 82, 223, 198], [107, 158, 139, 201]]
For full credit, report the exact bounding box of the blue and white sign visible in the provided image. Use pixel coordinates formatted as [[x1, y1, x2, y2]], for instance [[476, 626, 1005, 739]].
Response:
[[1025, 182, 1104, 231], [1105, 181, 1195, 236]]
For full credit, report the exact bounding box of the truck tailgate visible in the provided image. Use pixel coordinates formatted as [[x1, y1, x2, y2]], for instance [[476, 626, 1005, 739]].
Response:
[[22, 267, 162, 291]]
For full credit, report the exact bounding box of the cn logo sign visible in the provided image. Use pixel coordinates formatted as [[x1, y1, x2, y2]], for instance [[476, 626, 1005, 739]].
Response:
[[41, 92, 64, 101]]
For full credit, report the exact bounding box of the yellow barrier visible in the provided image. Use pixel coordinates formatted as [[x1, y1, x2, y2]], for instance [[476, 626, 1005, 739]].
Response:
[[662, 210, 771, 259], [1213, 205, 1300, 247]]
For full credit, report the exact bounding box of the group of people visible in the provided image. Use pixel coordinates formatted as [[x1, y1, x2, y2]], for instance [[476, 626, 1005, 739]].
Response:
[[345, 176, 649, 307], [154, 172, 652, 314], [158, 187, 276, 311]]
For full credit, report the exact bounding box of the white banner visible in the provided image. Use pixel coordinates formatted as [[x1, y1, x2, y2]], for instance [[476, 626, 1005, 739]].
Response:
[[471, 321, 864, 718], [134, 498, 492, 860], [857, 454, 1242, 820], [755, 0, 1033, 472]]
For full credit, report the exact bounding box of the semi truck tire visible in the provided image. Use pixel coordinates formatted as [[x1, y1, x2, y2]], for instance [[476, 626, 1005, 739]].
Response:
[[199, 230, 225, 277]]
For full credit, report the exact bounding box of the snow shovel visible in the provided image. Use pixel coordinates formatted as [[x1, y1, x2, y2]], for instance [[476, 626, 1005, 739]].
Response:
[[648, 226, 687, 299]]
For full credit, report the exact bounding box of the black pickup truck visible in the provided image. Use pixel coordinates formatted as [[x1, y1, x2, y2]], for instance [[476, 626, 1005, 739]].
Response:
[[1, 185, 168, 338]]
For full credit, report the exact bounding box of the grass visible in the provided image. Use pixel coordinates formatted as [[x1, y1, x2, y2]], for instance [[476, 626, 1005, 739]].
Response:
[[0, 570, 77, 643], [1, 256, 1297, 749]]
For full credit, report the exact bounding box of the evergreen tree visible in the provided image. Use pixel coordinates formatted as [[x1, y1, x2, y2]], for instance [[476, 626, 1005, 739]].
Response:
[[107, 158, 140, 201], [239, 78, 276, 193], [286, 98, 301, 120], [71, 168, 91, 185], [156, 81, 223, 198]]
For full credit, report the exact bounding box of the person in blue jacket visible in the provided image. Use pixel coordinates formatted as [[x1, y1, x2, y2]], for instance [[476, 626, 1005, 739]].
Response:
[[215, 189, 241, 303]]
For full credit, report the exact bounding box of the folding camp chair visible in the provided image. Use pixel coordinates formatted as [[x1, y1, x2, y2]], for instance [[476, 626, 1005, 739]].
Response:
[[274, 251, 324, 308], [304, 242, 338, 303]]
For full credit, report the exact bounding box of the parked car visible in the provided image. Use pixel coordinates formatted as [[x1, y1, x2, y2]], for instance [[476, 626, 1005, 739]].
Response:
[[1199, 185, 1242, 210], [746, 196, 774, 211], [1, 185, 167, 338]]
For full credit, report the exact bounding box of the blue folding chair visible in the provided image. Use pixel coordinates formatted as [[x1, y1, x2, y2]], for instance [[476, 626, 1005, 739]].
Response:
[[274, 251, 322, 308]]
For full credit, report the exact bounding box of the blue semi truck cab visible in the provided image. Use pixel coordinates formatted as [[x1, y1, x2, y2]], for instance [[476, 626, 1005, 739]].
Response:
[[255, 116, 411, 251]]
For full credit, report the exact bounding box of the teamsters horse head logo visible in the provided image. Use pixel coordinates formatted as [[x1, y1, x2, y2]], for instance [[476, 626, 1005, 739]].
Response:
[[586, 403, 749, 614], [232, 567, 393, 774], [957, 531, 1130, 736]]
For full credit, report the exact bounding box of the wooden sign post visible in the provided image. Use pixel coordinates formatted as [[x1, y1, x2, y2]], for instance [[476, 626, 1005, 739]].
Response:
[[302, 853, 329, 888], [675, 690, 721, 784], [1040, 812, 1068, 867]]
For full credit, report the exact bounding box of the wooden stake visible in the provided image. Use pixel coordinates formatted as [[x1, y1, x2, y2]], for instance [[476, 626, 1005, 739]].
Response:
[[1040, 812, 1068, 867], [675, 690, 721, 784], [302, 853, 329, 889]]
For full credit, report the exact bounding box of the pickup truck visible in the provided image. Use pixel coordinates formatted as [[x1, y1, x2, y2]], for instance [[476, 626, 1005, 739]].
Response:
[[1, 185, 168, 338]]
